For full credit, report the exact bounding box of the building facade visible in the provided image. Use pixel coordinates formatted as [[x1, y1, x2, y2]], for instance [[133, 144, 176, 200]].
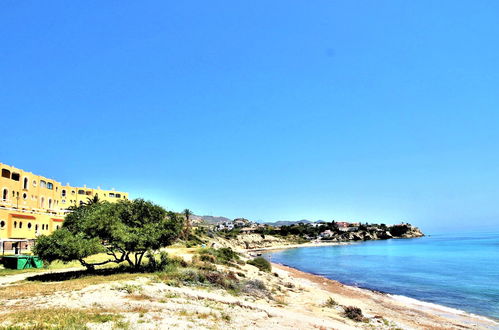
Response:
[[0, 162, 128, 251]]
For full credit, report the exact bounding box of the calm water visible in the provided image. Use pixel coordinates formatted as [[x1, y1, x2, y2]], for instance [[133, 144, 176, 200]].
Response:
[[264, 232, 499, 320]]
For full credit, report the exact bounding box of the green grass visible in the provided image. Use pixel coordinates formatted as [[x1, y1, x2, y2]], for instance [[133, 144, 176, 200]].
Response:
[[0, 308, 124, 329], [247, 257, 272, 272]]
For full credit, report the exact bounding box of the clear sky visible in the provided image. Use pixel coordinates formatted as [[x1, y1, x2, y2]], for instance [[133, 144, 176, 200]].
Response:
[[1, 1, 498, 233]]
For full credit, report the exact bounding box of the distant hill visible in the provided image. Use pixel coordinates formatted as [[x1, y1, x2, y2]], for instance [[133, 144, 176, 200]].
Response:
[[264, 219, 328, 226], [191, 215, 231, 225]]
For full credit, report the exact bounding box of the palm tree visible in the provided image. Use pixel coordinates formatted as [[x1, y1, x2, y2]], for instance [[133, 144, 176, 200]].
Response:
[[183, 209, 193, 240], [84, 194, 100, 206]]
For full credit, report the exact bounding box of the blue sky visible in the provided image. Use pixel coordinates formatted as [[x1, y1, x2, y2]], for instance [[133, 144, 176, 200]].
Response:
[[1, 1, 498, 233]]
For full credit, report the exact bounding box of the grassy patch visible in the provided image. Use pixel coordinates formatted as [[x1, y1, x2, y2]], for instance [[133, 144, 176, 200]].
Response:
[[247, 257, 272, 272], [0, 308, 123, 329], [197, 247, 241, 266], [323, 297, 338, 307], [113, 283, 143, 294], [0, 271, 144, 299]]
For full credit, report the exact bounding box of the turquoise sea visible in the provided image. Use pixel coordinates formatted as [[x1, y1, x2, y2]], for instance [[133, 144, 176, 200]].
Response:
[[263, 232, 499, 320]]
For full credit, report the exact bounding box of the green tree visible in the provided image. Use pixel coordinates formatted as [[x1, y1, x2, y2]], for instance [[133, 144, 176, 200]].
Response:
[[34, 199, 184, 270], [182, 208, 193, 240], [84, 194, 100, 206]]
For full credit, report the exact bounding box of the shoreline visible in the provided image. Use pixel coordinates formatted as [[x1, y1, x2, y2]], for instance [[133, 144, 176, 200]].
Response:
[[246, 241, 353, 252], [270, 261, 499, 329]]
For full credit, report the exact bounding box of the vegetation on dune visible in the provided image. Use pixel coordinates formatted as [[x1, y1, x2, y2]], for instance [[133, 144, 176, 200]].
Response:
[[323, 297, 338, 307], [34, 199, 184, 270], [247, 257, 272, 272], [0, 308, 125, 329], [343, 306, 364, 322], [197, 247, 242, 265]]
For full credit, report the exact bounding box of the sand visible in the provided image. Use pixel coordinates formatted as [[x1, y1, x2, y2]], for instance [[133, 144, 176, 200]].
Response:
[[0, 248, 497, 329]]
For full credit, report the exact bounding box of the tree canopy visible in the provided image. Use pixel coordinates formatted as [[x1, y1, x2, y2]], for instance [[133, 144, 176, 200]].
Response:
[[34, 199, 184, 270]]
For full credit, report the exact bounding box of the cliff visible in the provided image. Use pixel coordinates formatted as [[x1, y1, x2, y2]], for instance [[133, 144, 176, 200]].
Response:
[[329, 224, 424, 242], [210, 224, 424, 250]]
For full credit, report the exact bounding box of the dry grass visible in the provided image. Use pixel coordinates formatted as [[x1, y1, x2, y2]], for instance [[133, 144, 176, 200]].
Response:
[[0, 273, 145, 300], [127, 293, 152, 301], [0, 307, 124, 329]]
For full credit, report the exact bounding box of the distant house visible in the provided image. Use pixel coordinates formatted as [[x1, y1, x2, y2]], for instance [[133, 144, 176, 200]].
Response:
[[320, 230, 335, 238]]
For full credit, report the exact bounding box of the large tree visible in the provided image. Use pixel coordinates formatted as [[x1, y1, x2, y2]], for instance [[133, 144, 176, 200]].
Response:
[[34, 199, 184, 270]]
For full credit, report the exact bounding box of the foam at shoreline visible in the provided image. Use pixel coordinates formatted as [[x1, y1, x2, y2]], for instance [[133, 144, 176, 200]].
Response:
[[388, 293, 499, 325]]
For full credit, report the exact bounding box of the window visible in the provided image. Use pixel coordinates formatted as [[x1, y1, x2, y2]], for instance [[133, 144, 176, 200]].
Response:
[[47, 182, 53, 190], [40, 197, 45, 208], [19, 221, 23, 229], [40, 180, 47, 188], [0, 221, 5, 228], [61, 199, 66, 203], [56, 225, 60, 229], [109, 193, 115, 198], [48, 198, 52, 209], [14, 221, 17, 228], [1, 169, 10, 179], [2, 188, 7, 201], [22, 193, 27, 200], [35, 224, 38, 231], [32, 180, 37, 187], [61, 189, 67, 197], [78, 190, 85, 195], [11, 173, 20, 181], [28, 222, 32, 229], [71, 190, 75, 195], [115, 194, 121, 198], [23, 177, 29, 189], [86, 191, 92, 196]]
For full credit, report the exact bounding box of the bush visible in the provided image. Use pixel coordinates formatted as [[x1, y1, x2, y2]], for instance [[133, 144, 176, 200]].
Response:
[[323, 297, 337, 307], [344, 306, 364, 322], [241, 279, 268, 298], [247, 257, 271, 272], [198, 247, 240, 265]]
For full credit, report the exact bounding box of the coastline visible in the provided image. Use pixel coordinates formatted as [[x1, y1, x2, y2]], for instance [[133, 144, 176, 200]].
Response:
[[246, 241, 352, 252], [270, 262, 499, 329]]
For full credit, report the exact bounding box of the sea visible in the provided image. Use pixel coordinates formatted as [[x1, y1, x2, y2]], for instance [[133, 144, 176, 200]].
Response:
[[263, 231, 499, 321]]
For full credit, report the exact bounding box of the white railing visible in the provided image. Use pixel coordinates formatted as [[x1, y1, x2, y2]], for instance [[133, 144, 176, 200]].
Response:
[[0, 204, 68, 216]]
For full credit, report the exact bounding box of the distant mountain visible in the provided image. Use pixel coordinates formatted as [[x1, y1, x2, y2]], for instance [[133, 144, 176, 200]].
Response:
[[191, 215, 231, 225], [264, 219, 328, 226]]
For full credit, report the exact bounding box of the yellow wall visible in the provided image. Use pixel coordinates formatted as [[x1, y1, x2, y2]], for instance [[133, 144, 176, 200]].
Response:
[[0, 162, 128, 240]]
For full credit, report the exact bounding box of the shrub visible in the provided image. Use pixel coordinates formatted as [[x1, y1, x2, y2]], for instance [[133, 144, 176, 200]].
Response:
[[344, 306, 364, 322], [323, 297, 337, 307], [198, 247, 240, 265], [247, 257, 271, 272], [200, 254, 216, 263], [241, 279, 269, 298]]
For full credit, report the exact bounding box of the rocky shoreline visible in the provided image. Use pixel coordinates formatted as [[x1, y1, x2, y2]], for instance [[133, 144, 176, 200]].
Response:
[[211, 223, 424, 250]]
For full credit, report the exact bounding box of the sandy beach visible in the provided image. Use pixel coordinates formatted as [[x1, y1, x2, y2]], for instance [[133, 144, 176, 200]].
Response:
[[271, 262, 499, 329], [1, 245, 498, 329]]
